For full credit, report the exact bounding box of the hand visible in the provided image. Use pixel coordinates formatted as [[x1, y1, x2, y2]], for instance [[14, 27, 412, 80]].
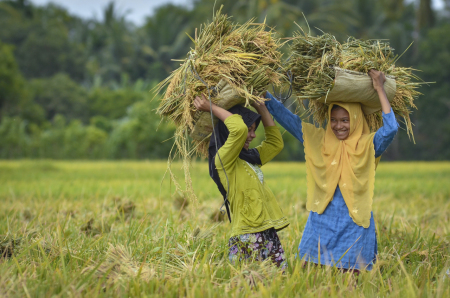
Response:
[[368, 69, 386, 92], [369, 69, 391, 113], [193, 94, 213, 112], [251, 98, 275, 127], [251, 98, 266, 112]]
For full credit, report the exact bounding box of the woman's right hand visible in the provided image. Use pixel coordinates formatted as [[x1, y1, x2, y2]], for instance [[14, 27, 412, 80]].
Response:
[[193, 94, 213, 112], [251, 99, 266, 112], [194, 93, 233, 122]]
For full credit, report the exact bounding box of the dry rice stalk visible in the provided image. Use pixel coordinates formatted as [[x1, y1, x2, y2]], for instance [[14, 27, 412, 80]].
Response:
[[287, 25, 422, 139], [229, 259, 281, 289], [154, 6, 284, 202], [190, 223, 221, 243], [83, 244, 156, 282]]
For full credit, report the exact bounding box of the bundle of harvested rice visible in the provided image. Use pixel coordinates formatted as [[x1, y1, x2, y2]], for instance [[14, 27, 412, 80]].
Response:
[[287, 24, 422, 139], [154, 6, 283, 201], [155, 6, 283, 154]]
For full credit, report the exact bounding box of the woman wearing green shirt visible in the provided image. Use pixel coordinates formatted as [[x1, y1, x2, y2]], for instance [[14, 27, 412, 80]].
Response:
[[194, 95, 290, 269]]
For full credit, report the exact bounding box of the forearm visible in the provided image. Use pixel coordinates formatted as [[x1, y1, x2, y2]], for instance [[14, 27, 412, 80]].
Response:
[[265, 92, 304, 143], [211, 104, 233, 122], [254, 105, 275, 127], [256, 126, 284, 165], [369, 69, 392, 114], [194, 94, 233, 121], [373, 109, 398, 157], [377, 87, 392, 114]]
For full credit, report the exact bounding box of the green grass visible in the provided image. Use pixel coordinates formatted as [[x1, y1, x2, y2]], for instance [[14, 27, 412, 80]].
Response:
[[0, 160, 449, 297]]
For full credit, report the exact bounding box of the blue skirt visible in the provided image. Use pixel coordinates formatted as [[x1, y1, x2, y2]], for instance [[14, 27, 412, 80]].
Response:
[[298, 187, 377, 270]]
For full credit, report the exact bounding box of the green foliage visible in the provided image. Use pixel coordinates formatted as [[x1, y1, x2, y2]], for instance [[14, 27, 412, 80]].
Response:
[[0, 0, 449, 160], [0, 117, 28, 158], [394, 24, 450, 160], [0, 41, 44, 124], [0, 1, 87, 81], [0, 93, 176, 159], [87, 87, 145, 120], [138, 4, 193, 82], [0, 42, 25, 115], [107, 98, 176, 159], [29, 74, 89, 122]]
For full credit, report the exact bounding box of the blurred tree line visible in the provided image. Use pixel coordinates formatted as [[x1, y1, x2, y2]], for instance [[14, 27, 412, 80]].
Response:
[[0, 0, 449, 160]]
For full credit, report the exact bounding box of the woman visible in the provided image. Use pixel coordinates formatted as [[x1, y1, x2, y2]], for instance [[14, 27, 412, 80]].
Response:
[[264, 69, 398, 271], [193, 94, 290, 269]]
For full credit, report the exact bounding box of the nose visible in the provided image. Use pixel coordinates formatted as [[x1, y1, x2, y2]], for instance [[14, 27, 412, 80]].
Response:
[[251, 131, 256, 138], [336, 121, 343, 129]]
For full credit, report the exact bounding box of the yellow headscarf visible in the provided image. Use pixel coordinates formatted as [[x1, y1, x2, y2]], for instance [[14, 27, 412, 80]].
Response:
[[302, 102, 380, 228]]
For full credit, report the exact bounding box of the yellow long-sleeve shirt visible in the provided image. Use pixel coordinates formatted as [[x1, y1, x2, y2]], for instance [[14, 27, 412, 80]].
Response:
[[215, 114, 289, 237]]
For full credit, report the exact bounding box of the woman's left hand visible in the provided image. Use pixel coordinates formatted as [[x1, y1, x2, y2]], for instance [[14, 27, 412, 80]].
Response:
[[251, 98, 275, 127], [369, 69, 391, 113], [368, 69, 386, 92], [251, 100, 266, 111]]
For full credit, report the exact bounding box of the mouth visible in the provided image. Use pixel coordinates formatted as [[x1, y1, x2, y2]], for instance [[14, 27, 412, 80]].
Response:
[[244, 140, 251, 148], [333, 130, 348, 138]]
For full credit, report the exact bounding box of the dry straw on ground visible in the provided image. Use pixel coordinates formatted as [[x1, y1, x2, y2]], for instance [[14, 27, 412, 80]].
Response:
[[287, 24, 422, 138], [154, 6, 283, 202], [83, 244, 157, 283]]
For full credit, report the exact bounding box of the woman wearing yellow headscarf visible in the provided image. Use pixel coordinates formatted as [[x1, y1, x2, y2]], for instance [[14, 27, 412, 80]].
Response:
[[265, 70, 398, 271]]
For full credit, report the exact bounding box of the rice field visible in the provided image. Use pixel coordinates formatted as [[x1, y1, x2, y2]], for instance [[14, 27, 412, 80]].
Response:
[[1, 160, 449, 297]]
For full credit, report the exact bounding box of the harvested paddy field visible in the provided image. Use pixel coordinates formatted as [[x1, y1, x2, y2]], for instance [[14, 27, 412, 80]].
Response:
[[0, 161, 449, 297]]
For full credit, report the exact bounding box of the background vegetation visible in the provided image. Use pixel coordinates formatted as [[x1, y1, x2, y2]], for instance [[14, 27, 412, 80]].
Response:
[[0, 0, 449, 160]]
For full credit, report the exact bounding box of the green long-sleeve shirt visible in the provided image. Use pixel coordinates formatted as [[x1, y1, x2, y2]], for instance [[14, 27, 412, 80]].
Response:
[[215, 114, 290, 237]]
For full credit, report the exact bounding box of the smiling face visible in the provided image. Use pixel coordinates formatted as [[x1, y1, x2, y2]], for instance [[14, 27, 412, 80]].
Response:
[[330, 106, 350, 140], [244, 122, 257, 150]]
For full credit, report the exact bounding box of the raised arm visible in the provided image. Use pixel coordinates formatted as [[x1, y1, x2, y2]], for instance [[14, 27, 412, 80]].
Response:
[[368, 70, 399, 157], [368, 69, 391, 114], [264, 92, 304, 143], [194, 94, 233, 122], [194, 94, 247, 170], [252, 101, 283, 165]]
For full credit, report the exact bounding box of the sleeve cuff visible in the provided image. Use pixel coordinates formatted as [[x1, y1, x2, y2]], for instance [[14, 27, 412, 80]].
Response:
[[382, 108, 394, 117], [265, 91, 276, 102]]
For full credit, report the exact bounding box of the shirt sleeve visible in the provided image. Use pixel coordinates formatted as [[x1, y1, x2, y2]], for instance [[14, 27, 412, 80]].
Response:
[[255, 125, 284, 166], [373, 108, 399, 158], [215, 114, 248, 172], [265, 92, 304, 143]]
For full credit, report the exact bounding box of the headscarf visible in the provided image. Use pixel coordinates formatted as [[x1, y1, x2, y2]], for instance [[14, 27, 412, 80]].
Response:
[[208, 105, 261, 199], [302, 102, 379, 228]]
